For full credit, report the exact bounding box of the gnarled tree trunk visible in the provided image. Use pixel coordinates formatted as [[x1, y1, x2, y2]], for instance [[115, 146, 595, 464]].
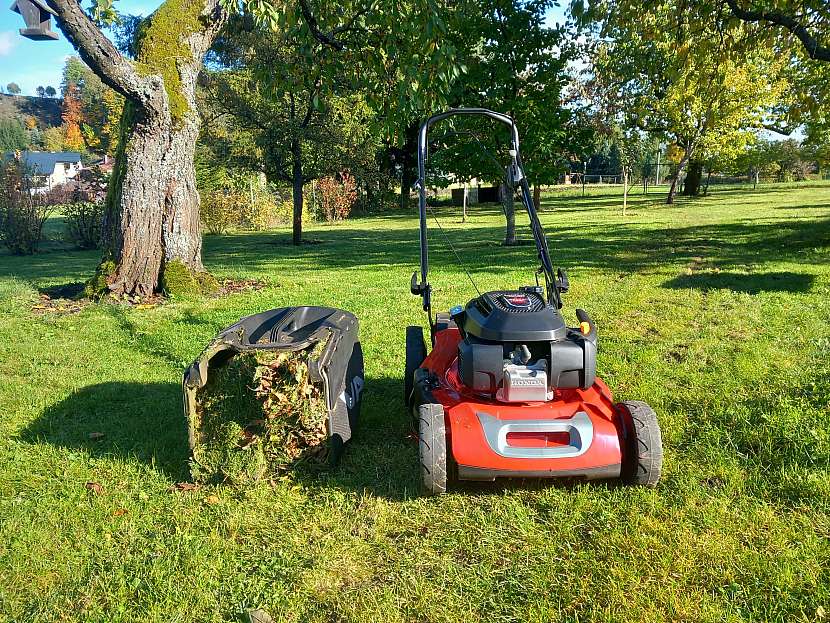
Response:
[[48, 0, 227, 296]]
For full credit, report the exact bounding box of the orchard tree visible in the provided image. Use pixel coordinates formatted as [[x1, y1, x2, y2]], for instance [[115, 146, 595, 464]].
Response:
[[28, 0, 459, 296], [205, 20, 379, 244], [723, 1, 828, 62], [434, 0, 581, 243], [577, 0, 788, 203]]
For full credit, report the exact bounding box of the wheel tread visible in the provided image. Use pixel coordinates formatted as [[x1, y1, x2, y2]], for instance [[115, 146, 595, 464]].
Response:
[[621, 400, 663, 487]]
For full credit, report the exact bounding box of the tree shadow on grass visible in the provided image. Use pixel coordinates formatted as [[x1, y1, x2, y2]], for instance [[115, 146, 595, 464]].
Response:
[[202, 213, 830, 279], [21, 381, 191, 481], [662, 271, 815, 294], [19, 375, 423, 499]]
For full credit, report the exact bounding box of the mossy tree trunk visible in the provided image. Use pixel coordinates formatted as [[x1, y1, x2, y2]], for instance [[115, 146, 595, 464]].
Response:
[[48, 0, 227, 296]]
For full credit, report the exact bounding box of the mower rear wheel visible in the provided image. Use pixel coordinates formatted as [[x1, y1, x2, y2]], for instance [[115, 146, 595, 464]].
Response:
[[418, 403, 448, 495], [621, 400, 663, 487], [405, 326, 427, 406]]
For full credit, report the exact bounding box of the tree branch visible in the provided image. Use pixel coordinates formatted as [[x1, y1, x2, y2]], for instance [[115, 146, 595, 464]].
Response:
[[762, 123, 795, 136], [724, 0, 830, 61], [297, 0, 345, 50], [44, 0, 158, 107]]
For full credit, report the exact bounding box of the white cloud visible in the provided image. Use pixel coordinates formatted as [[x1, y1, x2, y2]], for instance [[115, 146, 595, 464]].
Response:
[[0, 32, 15, 57]]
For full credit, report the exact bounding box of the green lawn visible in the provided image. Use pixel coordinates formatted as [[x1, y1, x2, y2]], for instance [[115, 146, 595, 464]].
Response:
[[1, 183, 828, 622]]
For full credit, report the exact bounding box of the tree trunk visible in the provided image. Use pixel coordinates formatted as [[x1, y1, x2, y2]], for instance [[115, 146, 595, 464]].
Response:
[[683, 160, 704, 196], [703, 168, 713, 196], [291, 138, 303, 245], [399, 123, 418, 210], [51, 0, 227, 297], [667, 149, 693, 204], [501, 167, 516, 246], [622, 168, 628, 216], [533, 184, 541, 211]]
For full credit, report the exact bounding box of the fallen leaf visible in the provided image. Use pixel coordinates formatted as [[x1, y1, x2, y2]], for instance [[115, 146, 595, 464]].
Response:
[[113, 508, 128, 517], [173, 482, 198, 492], [134, 303, 156, 310], [204, 494, 220, 505], [88, 432, 106, 441], [85, 482, 104, 495]]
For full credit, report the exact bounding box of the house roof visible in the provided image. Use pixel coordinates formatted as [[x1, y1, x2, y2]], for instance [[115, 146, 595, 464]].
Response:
[[3, 151, 82, 175]]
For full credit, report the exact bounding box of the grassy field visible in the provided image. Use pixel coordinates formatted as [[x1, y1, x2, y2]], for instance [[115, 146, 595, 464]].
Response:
[[0, 183, 828, 622]]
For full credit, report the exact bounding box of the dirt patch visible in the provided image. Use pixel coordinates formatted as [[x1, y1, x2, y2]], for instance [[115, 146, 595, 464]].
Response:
[[214, 278, 268, 297]]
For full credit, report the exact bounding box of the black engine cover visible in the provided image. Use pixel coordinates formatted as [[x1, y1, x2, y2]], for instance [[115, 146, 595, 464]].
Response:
[[463, 290, 568, 342]]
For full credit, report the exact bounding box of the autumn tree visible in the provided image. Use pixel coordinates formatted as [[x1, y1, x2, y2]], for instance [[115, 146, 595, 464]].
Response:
[[61, 83, 85, 151], [576, 0, 788, 203]]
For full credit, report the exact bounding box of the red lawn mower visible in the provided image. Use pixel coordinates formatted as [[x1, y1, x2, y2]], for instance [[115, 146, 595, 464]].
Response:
[[405, 108, 663, 494]]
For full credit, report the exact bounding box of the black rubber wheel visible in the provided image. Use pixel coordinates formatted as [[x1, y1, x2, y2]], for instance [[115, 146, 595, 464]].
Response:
[[404, 326, 427, 406], [418, 403, 447, 495], [620, 400, 663, 487]]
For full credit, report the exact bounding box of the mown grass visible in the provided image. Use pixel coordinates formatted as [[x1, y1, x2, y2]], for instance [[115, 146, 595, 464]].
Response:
[[0, 183, 828, 622]]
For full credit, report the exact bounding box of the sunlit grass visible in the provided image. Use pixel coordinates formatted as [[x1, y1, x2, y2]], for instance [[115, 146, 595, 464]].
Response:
[[0, 183, 828, 622]]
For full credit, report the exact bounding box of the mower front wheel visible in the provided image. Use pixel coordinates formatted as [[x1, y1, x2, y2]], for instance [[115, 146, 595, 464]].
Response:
[[620, 400, 663, 487], [418, 403, 448, 495], [405, 326, 427, 406]]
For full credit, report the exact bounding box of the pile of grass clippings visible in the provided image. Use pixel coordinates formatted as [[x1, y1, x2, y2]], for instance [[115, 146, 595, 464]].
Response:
[[191, 347, 329, 485]]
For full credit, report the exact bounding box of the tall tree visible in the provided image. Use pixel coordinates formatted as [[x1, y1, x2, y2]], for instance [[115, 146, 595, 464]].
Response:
[[577, 0, 788, 203], [431, 0, 582, 243], [33, 0, 458, 296], [6, 83, 21, 95]]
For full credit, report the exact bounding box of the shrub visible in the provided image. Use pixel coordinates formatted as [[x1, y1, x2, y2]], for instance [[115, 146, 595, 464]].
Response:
[[63, 201, 103, 249], [0, 160, 69, 255], [315, 172, 357, 222], [201, 188, 292, 234], [61, 166, 108, 250], [200, 191, 237, 235]]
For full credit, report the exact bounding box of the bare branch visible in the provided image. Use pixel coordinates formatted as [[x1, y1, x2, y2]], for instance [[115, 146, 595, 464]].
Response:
[[724, 0, 830, 61], [44, 0, 158, 106]]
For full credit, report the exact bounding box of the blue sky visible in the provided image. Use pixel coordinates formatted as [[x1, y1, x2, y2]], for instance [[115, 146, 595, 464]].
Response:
[[1, 2, 568, 96], [0, 0, 162, 95]]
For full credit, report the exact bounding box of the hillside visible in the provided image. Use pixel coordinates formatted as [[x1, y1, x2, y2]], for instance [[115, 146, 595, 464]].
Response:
[[0, 93, 62, 129]]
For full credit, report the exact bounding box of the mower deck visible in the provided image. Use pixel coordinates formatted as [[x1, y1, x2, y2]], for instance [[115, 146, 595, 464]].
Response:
[[414, 327, 623, 481]]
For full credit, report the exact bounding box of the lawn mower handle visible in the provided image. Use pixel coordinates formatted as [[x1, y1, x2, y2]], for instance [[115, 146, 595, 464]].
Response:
[[413, 108, 561, 322]]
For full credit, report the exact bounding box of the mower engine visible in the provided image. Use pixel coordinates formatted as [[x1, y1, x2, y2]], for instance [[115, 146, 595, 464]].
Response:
[[454, 287, 596, 403]]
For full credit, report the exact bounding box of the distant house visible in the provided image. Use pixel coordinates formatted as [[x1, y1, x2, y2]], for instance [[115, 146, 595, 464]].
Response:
[[3, 151, 83, 191]]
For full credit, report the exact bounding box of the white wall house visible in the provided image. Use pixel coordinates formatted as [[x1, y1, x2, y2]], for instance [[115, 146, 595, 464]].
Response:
[[3, 151, 83, 192]]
